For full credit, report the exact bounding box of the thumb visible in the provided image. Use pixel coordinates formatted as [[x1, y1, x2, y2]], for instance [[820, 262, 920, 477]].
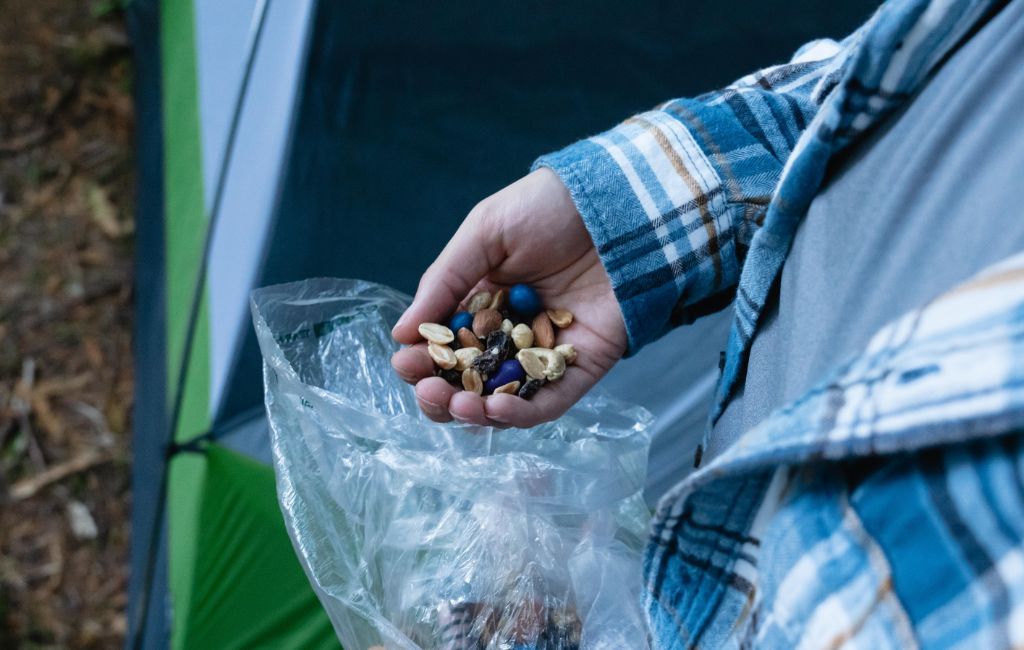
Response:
[[392, 209, 503, 343]]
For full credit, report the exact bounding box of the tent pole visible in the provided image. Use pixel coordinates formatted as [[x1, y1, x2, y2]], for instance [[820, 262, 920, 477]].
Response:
[[130, 1, 272, 647]]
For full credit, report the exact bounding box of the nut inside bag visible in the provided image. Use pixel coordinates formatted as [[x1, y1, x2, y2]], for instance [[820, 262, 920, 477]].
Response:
[[251, 279, 653, 650]]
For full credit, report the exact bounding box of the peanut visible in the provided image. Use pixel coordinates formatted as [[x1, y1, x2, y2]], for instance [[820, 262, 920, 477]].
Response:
[[418, 322, 454, 344], [546, 308, 573, 328], [428, 342, 457, 369], [494, 380, 521, 395], [515, 348, 547, 380], [466, 290, 492, 314], [489, 288, 507, 311], [461, 368, 483, 394]]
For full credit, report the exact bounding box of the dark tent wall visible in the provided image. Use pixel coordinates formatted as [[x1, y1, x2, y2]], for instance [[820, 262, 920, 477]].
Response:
[[220, 0, 880, 424]]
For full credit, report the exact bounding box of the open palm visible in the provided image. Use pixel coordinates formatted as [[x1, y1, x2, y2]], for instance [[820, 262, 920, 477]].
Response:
[[391, 168, 626, 428]]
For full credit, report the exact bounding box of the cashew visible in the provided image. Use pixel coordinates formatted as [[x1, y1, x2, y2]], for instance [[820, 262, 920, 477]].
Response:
[[517, 347, 566, 381]]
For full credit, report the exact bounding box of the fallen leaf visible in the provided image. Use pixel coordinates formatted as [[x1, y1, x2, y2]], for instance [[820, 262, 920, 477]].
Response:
[[67, 500, 98, 540], [86, 182, 121, 238]]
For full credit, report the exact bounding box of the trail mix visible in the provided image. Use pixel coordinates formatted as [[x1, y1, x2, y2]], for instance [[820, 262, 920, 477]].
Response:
[[436, 599, 582, 650], [416, 284, 576, 399]]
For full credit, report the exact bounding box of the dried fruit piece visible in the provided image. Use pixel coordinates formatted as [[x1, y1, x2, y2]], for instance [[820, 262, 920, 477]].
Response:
[[485, 330, 515, 361], [473, 308, 503, 338], [546, 308, 573, 329], [437, 367, 462, 384], [466, 290, 492, 314], [489, 288, 507, 311], [455, 347, 482, 371], [457, 327, 483, 350], [461, 368, 483, 394], [511, 323, 534, 349], [501, 318, 514, 334], [554, 343, 577, 365], [418, 322, 454, 344], [518, 378, 545, 399], [472, 352, 500, 376], [494, 380, 521, 395], [428, 342, 457, 369], [531, 312, 555, 349]]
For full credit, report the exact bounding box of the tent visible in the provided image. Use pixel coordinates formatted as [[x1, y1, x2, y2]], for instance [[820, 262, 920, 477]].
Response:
[[125, 1, 877, 648]]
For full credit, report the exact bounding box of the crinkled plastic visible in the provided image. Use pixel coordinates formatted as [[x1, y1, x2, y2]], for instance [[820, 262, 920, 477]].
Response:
[[251, 279, 653, 650]]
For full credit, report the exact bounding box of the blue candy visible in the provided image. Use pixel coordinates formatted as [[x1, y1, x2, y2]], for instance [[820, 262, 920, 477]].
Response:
[[449, 311, 473, 333], [484, 359, 526, 394], [509, 283, 542, 319]]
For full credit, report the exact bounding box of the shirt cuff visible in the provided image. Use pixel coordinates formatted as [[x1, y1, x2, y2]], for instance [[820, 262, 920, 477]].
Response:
[[532, 110, 740, 356]]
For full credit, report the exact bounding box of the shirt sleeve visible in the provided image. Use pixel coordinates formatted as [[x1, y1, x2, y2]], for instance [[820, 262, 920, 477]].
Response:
[[532, 38, 851, 355]]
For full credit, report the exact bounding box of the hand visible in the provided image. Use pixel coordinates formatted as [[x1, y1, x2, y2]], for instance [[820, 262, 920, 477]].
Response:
[[391, 168, 627, 428]]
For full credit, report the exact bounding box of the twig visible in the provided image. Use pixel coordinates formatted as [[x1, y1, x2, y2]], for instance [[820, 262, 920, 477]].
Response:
[[9, 449, 114, 501], [11, 358, 46, 471], [0, 128, 48, 156]]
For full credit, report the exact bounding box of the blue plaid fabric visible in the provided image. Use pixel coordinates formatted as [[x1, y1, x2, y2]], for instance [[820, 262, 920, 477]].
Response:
[[534, 0, 1023, 647]]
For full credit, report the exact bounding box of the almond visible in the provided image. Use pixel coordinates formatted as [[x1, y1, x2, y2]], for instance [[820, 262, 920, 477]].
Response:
[[461, 368, 483, 394], [554, 343, 577, 365], [546, 308, 574, 329], [531, 312, 555, 349], [466, 290, 492, 314], [418, 322, 454, 344], [457, 327, 483, 350], [489, 288, 507, 311], [511, 323, 534, 349], [472, 308, 502, 338], [428, 342, 457, 369], [494, 380, 521, 395], [454, 347, 482, 371]]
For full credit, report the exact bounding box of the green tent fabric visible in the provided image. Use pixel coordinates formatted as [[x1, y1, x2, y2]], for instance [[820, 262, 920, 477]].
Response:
[[126, 1, 879, 648], [182, 445, 337, 649]]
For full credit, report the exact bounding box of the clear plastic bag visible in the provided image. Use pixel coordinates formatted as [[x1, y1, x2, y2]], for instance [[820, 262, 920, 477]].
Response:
[[251, 279, 653, 650]]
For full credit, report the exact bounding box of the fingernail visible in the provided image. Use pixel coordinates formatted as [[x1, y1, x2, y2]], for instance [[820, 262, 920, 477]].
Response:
[[391, 313, 407, 337]]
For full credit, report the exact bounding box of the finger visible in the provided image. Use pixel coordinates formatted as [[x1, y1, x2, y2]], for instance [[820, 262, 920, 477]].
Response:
[[415, 377, 459, 423], [392, 210, 504, 343], [448, 391, 491, 425], [484, 366, 595, 428], [391, 344, 435, 384]]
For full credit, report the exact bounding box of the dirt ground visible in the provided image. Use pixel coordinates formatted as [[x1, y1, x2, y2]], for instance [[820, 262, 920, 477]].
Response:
[[0, 0, 134, 647]]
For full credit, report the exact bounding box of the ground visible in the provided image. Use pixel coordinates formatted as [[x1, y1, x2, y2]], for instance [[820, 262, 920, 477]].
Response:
[[0, 0, 134, 647]]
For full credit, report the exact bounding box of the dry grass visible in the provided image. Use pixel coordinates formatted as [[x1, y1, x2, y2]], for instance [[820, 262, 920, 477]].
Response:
[[0, 1, 134, 647]]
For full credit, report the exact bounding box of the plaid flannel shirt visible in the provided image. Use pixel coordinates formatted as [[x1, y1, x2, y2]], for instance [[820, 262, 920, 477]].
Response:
[[534, 0, 1022, 647]]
